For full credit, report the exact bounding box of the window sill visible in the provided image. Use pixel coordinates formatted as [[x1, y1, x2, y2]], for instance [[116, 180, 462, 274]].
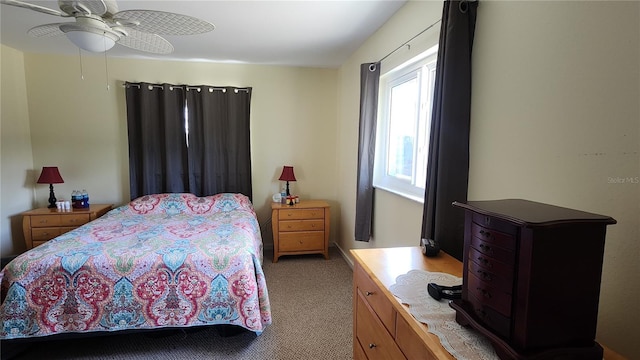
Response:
[[374, 185, 424, 204]]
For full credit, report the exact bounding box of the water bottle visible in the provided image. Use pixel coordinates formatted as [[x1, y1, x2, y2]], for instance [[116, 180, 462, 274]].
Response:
[[280, 186, 286, 204], [71, 190, 80, 208], [81, 189, 89, 208]]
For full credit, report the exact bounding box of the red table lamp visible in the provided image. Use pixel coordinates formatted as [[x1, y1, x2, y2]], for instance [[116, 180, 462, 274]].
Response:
[[278, 166, 297, 198], [37, 166, 64, 208]]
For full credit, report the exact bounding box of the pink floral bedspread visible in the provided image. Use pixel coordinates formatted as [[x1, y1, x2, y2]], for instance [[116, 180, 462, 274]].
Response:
[[0, 193, 271, 339]]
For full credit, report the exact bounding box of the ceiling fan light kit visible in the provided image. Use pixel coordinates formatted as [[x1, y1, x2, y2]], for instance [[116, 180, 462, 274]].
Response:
[[1, 0, 215, 54], [60, 16, 120, 52], [65, 29, 115, 52]]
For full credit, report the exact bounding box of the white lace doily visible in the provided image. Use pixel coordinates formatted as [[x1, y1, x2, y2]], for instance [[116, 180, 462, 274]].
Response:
[[389, 270, 498, 360]]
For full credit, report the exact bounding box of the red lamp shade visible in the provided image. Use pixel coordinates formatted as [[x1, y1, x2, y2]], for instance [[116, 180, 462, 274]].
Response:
[[37, 167, 64, 184], [278, 166, 296, 182], [37, 166, 64, 208]]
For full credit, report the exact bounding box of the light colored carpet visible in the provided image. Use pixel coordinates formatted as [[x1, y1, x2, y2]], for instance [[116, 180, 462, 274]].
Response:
[[2, 247, 353, 360]]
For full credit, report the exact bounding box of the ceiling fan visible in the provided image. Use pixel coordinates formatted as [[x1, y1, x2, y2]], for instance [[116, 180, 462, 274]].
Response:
[[1, 0, 215, 54]]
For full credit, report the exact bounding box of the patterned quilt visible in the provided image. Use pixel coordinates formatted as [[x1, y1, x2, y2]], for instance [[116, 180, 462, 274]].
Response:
[[0, 193, 271, 339]]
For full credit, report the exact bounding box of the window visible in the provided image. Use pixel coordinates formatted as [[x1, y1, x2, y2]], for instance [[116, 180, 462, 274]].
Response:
[[373, 45, 438, 203]]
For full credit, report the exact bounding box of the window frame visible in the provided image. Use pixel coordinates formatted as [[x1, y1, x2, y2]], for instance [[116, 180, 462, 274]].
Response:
[[373, 45, 438, 203]]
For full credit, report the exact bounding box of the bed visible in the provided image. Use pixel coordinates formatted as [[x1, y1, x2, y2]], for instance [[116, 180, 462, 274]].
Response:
[[0, 193, 271, 340]]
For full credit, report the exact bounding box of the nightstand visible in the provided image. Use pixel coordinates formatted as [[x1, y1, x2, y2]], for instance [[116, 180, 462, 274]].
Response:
[[22, 204, 113, 250], [271, 200, 330, 263]]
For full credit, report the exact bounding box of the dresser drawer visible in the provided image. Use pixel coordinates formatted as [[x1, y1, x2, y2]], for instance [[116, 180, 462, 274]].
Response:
[[466, 291, 512, 339], [396, 315, 435, 360], [468, 272, 512, 317], [355, 265, 396, 334], [356, 293, 406, 360], [278, 208, 325, 220], [60, 214, 90, 226], [279, 219, 324, 232], [279, 232, 324, 251], [470, 234, 515, 265], [30, 215, 61, 227], [470, 222, 516, 251], [354, 338, 368, 360], [31, 227, 62, 241]]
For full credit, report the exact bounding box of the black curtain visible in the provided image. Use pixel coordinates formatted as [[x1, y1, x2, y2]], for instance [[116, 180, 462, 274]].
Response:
[[125, 83, 253, 200], [354, 62, 381, 242], [186, 87, 253, 199], [126, 83, 188, 199], [421, 0, 478, 260]]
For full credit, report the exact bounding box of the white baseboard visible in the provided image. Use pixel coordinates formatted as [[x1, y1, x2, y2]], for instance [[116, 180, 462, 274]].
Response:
[[333, 242, 354, 269]]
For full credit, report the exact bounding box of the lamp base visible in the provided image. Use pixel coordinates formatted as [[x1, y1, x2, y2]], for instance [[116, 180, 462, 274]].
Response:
[[47, 184, 57, 208]]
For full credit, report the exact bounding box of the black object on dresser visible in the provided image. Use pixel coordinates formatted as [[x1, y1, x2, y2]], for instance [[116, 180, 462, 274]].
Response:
[[450, 199, 616, 360]]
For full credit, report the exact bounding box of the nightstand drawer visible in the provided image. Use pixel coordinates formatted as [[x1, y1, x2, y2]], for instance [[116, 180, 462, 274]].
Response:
[[279, 219, 324, 232], [60, 214, 90, 226], [23, 204, 113, 250], [271, 200, 330, 262], [31, 215, 61, 227], [278, 208, 325, 220], [32, 227, 62, 241], [279, 232, 324, 251]]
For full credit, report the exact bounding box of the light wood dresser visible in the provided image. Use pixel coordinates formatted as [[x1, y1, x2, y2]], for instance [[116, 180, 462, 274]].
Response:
[[22, 204, 113, 250], [271, 200, 330, 263], [351, 247, 626, 360]]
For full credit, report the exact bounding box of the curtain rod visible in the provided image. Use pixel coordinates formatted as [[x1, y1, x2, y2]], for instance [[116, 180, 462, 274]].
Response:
[[378, 18, 441, 64], [123, 83, 250, 93]]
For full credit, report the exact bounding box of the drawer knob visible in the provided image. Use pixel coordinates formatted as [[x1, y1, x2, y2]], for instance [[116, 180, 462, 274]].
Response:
[[368, 343, 376, 349], [477, 270, 493, 281], [477, 256, 492, 268], [479, 229, 491, 238], [479, 243, 493, 254], [365, 291, 374, 296], [477, 287, 493, 299], [476, 308, 488, 319]]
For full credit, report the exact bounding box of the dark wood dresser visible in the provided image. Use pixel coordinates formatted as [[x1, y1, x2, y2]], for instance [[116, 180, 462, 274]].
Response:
[[451, 199, 616, 360]]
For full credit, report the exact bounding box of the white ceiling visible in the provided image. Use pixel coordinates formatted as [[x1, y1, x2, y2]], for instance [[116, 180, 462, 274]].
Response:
[[0, 0, 407, 68]]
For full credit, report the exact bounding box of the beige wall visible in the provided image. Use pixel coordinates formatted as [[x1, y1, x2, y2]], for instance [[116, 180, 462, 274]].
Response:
[[5, 52, 338, 253], [336, 0, 638, 358], [0, 44, 34, 256], [336, 0, 444, 255], [469, 2, 639, 357]]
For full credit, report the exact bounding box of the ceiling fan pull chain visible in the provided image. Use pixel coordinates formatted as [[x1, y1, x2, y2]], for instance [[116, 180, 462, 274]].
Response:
[[103, 35, 110, 91], [78, 47, 84, 80]]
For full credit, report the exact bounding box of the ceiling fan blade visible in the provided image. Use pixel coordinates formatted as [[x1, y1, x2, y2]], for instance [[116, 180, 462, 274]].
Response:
[[0, 0, 66, 17], [113, 10, 214, 35], [117, 29, 174, 54], [58, 0, 107, 16], [27, 23, 66, 38]]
